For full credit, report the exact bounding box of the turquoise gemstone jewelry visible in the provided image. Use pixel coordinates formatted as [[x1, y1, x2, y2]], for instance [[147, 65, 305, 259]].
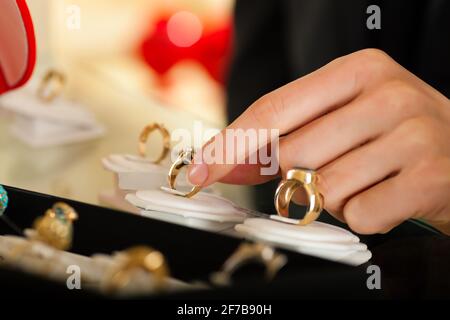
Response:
[[0, 185, 8, 216], [0, 185, 22, 235]]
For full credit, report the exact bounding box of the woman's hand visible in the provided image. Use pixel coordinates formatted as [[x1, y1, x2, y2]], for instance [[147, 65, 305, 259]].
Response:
[[188, 49, 450, 234]]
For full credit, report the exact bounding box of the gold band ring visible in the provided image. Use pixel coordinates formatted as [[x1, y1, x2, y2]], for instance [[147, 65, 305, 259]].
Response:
[[274, 168, 324, 226], [138, 123, 171, 164], [106, 246, 169, 293], [37, 70, 66, 102], [167, 148, 202, 198]]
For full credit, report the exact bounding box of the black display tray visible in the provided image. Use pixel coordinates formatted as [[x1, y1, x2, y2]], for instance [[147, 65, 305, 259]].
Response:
[[0, 186, 448, 299]]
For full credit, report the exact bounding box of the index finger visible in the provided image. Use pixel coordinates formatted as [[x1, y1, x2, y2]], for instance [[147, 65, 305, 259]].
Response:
[[188, 49, 393, 187]]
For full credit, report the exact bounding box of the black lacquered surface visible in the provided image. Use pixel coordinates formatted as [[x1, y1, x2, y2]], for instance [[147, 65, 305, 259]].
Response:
[[0, 186, 448, 299]]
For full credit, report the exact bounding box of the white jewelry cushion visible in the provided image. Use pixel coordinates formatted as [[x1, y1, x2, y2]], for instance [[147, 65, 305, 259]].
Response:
[[235, 218, 371, 266], [126, 190, 246, 223], [1, 88, 105, 147], [139, 209, 238, 233], [1, 89, 98, 127], [249, 216, 359, 243], [10, 120, 105, 148], [102, 154, 191, 190], [105, 154, 168, 173]]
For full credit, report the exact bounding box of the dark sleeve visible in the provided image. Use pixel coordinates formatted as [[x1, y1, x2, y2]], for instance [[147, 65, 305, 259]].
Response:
[[413, 0, 450, 98], [226, 0, 290, 123]]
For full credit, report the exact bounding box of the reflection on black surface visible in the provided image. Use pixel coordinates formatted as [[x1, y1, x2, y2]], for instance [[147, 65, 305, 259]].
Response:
[[0, 186, 449, 298], [370, 235, 450, 298]]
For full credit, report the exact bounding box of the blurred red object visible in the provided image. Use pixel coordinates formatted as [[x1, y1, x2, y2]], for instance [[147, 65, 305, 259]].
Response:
[[0, 0, 36, 94], [140, 15, 232, 85]]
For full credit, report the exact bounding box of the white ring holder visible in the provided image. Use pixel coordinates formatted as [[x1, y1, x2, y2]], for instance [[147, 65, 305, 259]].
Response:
[[126, 189, 247, 233], [100, 153, 216, 213], [102, 153, 180, 191], [235, 216, 372, 266], [0, 82, 105, 148], [100, 153, 193, 213], [125, 186, 371, 265]]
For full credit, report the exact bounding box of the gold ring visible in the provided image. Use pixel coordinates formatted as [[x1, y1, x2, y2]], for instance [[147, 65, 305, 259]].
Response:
[[167, 148, 202, 198], [105, 246, 169, 293], [274, 168, 324, 226], [138, 123, 171, 164], [37, 70, 66, 102], [211, 243, 287, 286]]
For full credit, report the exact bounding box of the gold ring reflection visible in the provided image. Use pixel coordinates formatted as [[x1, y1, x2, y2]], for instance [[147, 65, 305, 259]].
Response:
[[274, 168, 324, 226], [167, 148, 202, 198], [37, 70, 66, 102], [138, 123, 171, 164], [211, 243, 287, 286]]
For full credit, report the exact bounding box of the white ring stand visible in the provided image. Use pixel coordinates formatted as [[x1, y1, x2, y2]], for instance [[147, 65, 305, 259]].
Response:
[[0, 85, 105, 148]]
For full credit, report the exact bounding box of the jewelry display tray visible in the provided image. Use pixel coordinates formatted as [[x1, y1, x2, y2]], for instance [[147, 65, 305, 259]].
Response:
[[1, 186, 448, 299]]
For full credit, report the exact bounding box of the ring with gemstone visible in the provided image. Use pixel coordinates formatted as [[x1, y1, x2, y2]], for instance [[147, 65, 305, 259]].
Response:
[[167, 148, 202, 198]]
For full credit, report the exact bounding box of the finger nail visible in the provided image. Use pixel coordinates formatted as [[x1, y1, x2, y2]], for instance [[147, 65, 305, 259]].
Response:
[[188, 163, 209, 186]]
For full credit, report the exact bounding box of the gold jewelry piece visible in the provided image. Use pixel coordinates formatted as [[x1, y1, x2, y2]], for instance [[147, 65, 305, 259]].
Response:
[[211, 243, 287, 286], [105, 246, 169, 293], [275, 168, 324, 226], [167, 148, 202, 198], [37, 70, 66, 102], [32, 202, 78, 251], [138, 123, 171, 164]]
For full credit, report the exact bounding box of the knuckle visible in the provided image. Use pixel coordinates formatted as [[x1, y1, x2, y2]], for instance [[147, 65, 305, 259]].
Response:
[[278, 144, 296, 173], [350, 49, 394, 79], [249, 92, 286, 129], [318, 171, 346, 213], [355, 48, 391, 63], [395, 117, 441, 155], [408, 157, 450, 212], [376, 81, 424, 116], [343, 198, 380, 234]]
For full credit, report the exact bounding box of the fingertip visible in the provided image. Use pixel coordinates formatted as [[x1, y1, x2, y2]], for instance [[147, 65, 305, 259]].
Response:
[[187, 163, 209, 186]]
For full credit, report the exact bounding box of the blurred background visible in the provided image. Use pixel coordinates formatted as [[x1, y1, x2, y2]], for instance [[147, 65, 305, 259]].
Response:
[[0, 0, 254, 209]]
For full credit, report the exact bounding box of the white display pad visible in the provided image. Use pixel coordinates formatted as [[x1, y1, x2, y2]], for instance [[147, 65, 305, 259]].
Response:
[[1, 90, 98, 126], [11, 120, 105, 148], [102, 154, 192, 191], [126, 190, 246, 223], [0, 88, 105, 148], [124, 188, 371, 266], [98, 190, 140, 214], [235, 218, 372, 266], [139, 209, 237, 234]]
